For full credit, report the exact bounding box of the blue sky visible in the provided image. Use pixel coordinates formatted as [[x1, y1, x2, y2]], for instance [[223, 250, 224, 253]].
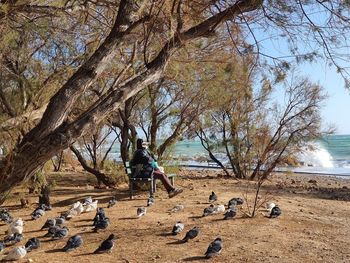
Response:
[[300, 62, 350, 135]]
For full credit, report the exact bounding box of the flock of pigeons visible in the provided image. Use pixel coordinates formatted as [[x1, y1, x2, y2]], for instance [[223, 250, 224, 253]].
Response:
[[0, 190, 281, 261]]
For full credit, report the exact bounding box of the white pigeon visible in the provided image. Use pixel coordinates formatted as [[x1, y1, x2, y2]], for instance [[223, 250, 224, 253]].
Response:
[[4, 246, 27, 261], [66, 201, 84, 219], [170, 204, 185, 213], [8, 218, 24, 235], [266, 202, 276, 212], [137, 207, 146, 217], [84, 200, 98, 213], [213, 204, 225, 214]]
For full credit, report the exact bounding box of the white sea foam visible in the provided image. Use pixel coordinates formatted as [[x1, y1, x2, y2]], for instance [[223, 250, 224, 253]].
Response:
[[297, 143, 334, 168]]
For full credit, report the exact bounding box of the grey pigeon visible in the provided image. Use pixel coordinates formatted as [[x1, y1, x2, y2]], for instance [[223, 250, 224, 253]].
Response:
[[0, 208, 13, 223], [41, 218, 56, 230], [39, 203, 52, 211], [137, 207, 146, 217], [223, 208, 236, 220], [53, 226, 69, 239], [269, 206, 282, 218], [93, 234, 116, 254], [93, 208, 106, 226], [44, 226, 60, 237], [107, 197, 117, 208], [63, 235, 83, 252], [209, 191, 217, 203], [0, 241, 4, 252], [203, 204, 215, 217], [94, 218, 109, 232], [31, 208, 45, 220], [182, 226, 199, 242], [55, 217, 65, 226], [228, 197, 244, 207], [172, 222, 184, 235], [25, 237, 40, 252], [205, 237, 223, 259], [147, 196, 155, 207], [4, 233, 23, 244]]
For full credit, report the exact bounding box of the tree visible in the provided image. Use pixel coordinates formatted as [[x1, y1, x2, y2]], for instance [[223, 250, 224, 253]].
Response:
[[1, 0, 350, 203]]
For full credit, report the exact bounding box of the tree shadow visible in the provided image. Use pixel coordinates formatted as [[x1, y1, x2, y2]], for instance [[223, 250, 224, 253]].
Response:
[[188, 215, 202, 219], [156, 232, 173, 237], [166, 240, 184, 245], [45, 248, 63, 253], [182, 256, 206, 261], [118, 217, 137, 220]]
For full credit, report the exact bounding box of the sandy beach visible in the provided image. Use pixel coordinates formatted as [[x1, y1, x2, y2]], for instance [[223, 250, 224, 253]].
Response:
[[1, 169, 349, 263]]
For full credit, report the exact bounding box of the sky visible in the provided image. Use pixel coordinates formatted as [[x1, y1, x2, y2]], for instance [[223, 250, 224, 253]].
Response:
[[304, 62, 350, 135]]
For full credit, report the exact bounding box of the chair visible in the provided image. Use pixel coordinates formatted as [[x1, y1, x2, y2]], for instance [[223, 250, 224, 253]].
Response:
[[124, 161, 155, 199]]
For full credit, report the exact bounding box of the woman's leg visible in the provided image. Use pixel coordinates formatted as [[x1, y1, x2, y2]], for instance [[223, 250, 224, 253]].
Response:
[[153, 170, 174, 193]]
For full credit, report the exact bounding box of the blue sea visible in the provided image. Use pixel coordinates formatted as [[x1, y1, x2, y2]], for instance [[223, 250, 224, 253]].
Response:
[[108, 135, 350, 177]]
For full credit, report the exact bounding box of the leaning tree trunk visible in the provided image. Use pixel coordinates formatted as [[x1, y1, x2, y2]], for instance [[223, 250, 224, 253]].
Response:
[[70, 146, 116, 187], [39, 185, 51, 207], [0, 0, 263, 204]]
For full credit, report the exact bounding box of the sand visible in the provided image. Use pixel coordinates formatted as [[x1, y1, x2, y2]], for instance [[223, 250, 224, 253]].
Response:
[[0, 169, 349, 263]]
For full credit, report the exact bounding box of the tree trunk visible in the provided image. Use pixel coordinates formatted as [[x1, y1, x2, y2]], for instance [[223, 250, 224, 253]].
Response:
[[70, 146, 116, 187], [39, 185, 51, 207]]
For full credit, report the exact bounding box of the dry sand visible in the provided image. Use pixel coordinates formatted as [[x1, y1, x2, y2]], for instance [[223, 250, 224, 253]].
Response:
[[0, 169, 350, 263]]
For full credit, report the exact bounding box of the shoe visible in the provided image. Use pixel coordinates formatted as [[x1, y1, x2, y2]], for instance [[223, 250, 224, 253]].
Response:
[[168, 188, 183, 198]]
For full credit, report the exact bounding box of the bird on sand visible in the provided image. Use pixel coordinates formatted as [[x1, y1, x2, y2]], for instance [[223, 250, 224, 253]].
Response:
[[228, 197, 244, 208], [107, 197, 117, 208], [93, 218, 110, 232], [0, 209, 13, 224], [147, 196, 155, 207], [213, 204, 225, 214], [137, 207, 146, 217], [8, 218, 24, 235], [182, 227, 200, 242], [269, 206, 282, 218], [172, 222, 184, 235], [93, 208, 106, 226], [223, 208, 236, 220], [169, 204, 185, 213], [63, 235, 83, 252], [205, 237, 223, 259], [31, 207, 45, 220], [4, 246, 27, 261], [84, 200, 98, 213], [44, 226, 60, 238], [93, 234, 116, 254], [209, 191, 218, 203], [203, 204, 215, 217], [53, 226, 69, 239], [25, 237, 40, 252], [3, 233, 23, 245]]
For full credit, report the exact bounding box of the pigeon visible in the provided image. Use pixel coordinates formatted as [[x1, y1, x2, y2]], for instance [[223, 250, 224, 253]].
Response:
[[203, 204, 215, 217], [8, 218, 24, 235], [31, 207, 45, 220], [39, 203, 52, 211], [93, 234, 116, 254], [266, 202, 276, 212], [63, 235, 83, 252], [223, 208, 236, 220], [213, 204, 225, 214], [170, 204, 184, 213], [83, 196, 93, 206], [209, 191, 217, 203], [172, 222, 184, 235], [3, 233, 23, 244], [25, 237, 40, 252], [0, 208, 13, 224], [0, 241, 4, 253], [182, 227, 200, 242], [228, 197, 244, 208], [269, 206, 282, 218], [137, 207, 146, 217], [4, 246, 27, 261], [147, 196, 155, 207], [205, 237, 223, 259], [55, 216, 66, 226], [107, 197, 117, 208], [53, 226, 69, 239], [84, 200, 98, 213], [93, 218, 110, 232], [41, 218, 56, 230], [44, 226, 60, 238], [93, 208, 106, 225], [66, 201, 84, 219]]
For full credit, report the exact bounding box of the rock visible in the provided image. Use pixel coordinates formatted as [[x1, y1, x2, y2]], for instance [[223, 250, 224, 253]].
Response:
[[308, 179, 317, 185], [342, 186, 348, 189], [291, 179, 296, 184]]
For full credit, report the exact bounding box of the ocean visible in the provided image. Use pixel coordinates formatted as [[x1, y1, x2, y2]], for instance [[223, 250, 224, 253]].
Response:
[[108, 135, 350, 177]]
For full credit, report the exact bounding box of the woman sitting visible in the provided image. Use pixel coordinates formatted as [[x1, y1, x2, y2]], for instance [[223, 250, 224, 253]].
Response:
[[131, 138, 183, 198]]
